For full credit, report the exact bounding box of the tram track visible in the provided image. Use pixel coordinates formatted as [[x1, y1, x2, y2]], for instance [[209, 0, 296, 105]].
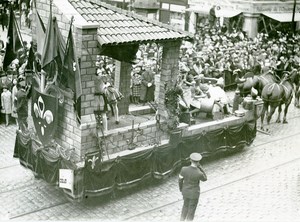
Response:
[[9, 201, 69, 220], [124, 127, 300, 220], [124, 155, 300, 221], [5, 112, 300, 220]]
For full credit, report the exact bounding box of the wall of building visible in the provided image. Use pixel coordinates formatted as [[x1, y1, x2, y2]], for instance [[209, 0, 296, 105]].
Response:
[[159, 0, 188, 30], [32, 0, 99, 162], [157, 41, 181, 119]]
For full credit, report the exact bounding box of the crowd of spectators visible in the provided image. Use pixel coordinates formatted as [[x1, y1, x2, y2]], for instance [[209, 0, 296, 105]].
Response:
[[180, 25, 300, 84], [127, 24, 300, 117], [2, 8, 300, 126]]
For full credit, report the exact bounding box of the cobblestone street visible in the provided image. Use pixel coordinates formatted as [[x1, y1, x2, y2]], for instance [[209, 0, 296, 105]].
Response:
[[1, 100, 300, 221]]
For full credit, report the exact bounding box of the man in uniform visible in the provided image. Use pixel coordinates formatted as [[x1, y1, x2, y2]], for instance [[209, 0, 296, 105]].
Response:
[[179, 152, 207, 221], [15, 78, 29, 132]]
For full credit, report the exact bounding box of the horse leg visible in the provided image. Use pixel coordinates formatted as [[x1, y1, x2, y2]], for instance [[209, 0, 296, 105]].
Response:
[[260, 104, 267, 130], [267, 105, 277, 125], [295, 89, 300, 108], [276, 104, 282, 123], [283, 98, 292, 124]]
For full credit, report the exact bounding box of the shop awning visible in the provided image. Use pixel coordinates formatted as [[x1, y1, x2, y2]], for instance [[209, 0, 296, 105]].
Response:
[[215, 9, 242, 18], [262, 12, 300, 22], [185, 7, 242, 18]]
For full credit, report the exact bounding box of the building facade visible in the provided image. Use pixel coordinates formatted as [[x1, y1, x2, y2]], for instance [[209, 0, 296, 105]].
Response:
[[186, 0, 300, 38]]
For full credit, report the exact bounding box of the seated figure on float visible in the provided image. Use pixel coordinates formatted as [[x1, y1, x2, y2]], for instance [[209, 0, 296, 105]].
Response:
[[189, 77, 231, 118]]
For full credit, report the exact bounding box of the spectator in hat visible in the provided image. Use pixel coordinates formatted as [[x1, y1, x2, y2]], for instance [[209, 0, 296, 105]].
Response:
[[0, 9, 8, 31], [33, 52, 42, 73], [140, 64, 155, 105], [15, 79, 29, 132], [130, 68, 142, 104], [1, 84, 12, 126], [11, 78, 18, 125], [179, 152, 207, 221], [1, 85, 12, 126], [192, 60, 202, 76]]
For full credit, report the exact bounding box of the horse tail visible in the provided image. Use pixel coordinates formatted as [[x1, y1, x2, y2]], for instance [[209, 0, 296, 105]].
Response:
[[266, 83, 276, 97]]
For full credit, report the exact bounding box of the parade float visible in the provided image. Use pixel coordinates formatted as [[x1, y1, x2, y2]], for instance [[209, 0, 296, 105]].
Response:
[[12, 0, 259, 201]]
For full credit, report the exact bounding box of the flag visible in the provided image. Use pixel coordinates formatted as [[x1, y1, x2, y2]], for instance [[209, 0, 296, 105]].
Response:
[[3, 7, 24, 71], [36, 9, 46, 55], [32, 87, 59, 146], [63, 23, 82, 123], [41, 4, 65, 77]]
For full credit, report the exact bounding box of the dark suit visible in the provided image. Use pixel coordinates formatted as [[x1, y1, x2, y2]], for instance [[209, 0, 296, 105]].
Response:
[[140, 69, 155, 103], [179, 165, 207, 221], [15, 89, 28, 132]]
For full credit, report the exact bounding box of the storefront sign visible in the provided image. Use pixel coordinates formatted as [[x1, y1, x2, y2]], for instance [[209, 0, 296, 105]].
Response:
[[170, 4, 186, 13], [59, 169, 74, 192]]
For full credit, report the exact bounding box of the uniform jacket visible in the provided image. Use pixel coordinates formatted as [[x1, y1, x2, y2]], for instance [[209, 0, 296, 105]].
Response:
[[179, 165, 207, 199]]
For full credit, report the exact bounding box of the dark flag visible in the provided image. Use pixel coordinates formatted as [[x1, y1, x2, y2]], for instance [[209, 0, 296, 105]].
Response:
[[63, 22, 82, 124], [3, 6, 24, 71], [32, 87, 59, 146], [36, 9, 46, 55], [41, 3, 65, 78]]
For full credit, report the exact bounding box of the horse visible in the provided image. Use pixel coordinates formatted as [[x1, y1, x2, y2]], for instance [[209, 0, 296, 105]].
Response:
[[260, 70, 299, 128], [255, 70, 278, 96], [235, 70, 277, 98]]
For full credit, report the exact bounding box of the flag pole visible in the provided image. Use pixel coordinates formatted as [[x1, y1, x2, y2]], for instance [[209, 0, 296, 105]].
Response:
[[41, 0, 53, 93]]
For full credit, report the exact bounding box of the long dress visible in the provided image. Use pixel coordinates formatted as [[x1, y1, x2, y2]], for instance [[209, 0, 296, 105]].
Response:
[[131, 74, 141, 97], [1, 90, 12, 114]]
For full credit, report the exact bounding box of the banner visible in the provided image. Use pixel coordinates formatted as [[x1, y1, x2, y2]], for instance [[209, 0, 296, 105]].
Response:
[[32, 87, 59, 146], [63, 23, 82, 123], [3, 6, 24, 70], [36, 9, 46, 55]]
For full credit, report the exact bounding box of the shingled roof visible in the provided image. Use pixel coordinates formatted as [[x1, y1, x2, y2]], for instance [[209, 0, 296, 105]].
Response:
[[69, 0, 193, 46]]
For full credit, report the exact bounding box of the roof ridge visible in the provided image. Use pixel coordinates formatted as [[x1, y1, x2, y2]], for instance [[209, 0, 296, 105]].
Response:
[[86, 0, 193, 38]]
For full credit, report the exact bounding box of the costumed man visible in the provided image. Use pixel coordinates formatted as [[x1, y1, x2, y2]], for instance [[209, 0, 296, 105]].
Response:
[[100, 62, 123, 124], [15, 78, 29, 132], [94, 67, 109, 132], [179, 153, 207, 221], [140, 64, 155, 105]]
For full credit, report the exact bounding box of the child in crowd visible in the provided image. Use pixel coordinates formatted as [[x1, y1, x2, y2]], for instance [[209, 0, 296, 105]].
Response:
[[1, 85, 12, 126]]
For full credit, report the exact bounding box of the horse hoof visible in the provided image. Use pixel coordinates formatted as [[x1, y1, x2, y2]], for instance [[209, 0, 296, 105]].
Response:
[[283, 120, 288, 124], [276, 120, 281, 123]]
